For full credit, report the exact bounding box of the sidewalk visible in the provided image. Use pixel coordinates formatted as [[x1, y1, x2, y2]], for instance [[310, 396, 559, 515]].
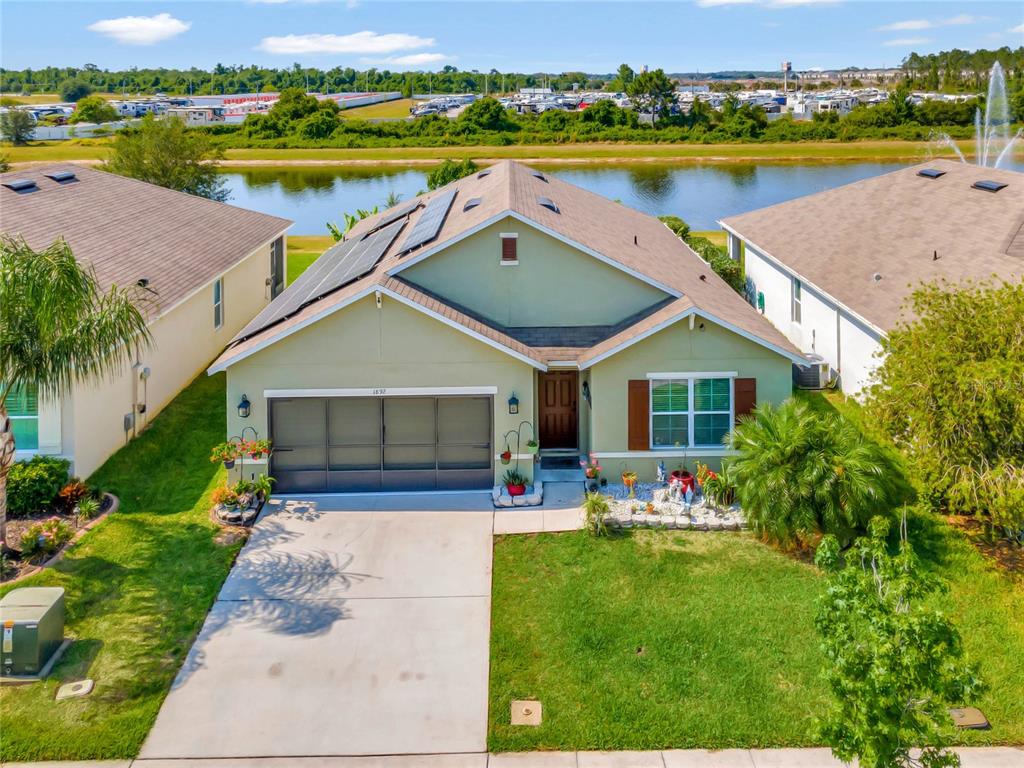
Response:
[[7, 747, 1023, 768]]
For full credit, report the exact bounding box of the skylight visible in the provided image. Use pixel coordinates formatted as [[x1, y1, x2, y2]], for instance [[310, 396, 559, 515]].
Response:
[[531, 170, 548, 182], [2, 178, 38, 193], [537, 196, 559, 213], [477, 169, 492, 179], [463, 197, 482, 212], [972, 179, 1007, 193], [917, 168, 945, 179], [45, 171, 77, 183]]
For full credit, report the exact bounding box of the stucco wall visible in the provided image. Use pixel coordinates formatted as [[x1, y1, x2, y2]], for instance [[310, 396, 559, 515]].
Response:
[[224, 293, 538, 483], [400, 217, 670, 327], [838, 314, 884, 398], [65, 238, 278, 478], [587, 315, 792, 481]]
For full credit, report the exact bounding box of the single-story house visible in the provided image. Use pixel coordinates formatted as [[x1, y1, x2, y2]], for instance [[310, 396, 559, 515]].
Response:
[[721, 159, 1024, 396], [208, 160, 805, 493], [2, 164, 292, 477]]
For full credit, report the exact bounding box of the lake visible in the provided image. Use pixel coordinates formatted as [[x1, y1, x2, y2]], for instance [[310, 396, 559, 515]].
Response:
[[220, 160, 1022, 235]]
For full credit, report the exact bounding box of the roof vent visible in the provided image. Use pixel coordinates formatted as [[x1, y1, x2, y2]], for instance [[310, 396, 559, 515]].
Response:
[[2, 178, 38, 193], [45, 170, 77, 183], [917, 168, 946, 179], [872, 272, 883, 282], [972, 179, 1007, 193], [537, 196, 559, 213], [463, 197, 482, 212], [531, 170, 548, 182], [477, 169, 492, 179]]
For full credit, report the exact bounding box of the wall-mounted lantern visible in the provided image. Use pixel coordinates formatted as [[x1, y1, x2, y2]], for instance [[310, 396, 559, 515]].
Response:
[[508, 393, 519, 415], [238, 394, 251, 419]]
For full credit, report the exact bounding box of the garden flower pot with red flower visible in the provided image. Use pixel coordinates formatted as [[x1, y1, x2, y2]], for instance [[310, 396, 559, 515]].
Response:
[[503, 469, 528, 497]]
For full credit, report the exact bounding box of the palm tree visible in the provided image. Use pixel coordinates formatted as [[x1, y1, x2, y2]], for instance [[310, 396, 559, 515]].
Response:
[[729, 400, 899, 548], [0, 235, 152, 547]]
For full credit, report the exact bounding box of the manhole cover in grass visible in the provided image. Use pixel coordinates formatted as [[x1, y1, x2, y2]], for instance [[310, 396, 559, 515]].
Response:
[[511, 699, 542, 726], [56, 679, 94, 701], [950, 707, 990, 730]]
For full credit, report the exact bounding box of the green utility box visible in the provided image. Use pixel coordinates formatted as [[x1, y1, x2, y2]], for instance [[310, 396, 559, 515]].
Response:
[[0, 587, 65, 677]]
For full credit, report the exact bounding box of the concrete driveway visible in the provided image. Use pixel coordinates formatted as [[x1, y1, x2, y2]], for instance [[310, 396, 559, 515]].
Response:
[[140, 493, 494, 759]]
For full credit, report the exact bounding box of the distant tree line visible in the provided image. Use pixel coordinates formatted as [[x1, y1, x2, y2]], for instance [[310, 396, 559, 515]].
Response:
[[901, 46, 1024, 92]]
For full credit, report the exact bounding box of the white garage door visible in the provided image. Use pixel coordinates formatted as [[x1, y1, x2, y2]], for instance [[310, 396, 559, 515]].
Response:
[[268, 396, 493, 493]]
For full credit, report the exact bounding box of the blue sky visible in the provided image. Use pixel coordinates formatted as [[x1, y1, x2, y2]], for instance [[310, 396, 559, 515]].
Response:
[[2, 1, 1022, 73]]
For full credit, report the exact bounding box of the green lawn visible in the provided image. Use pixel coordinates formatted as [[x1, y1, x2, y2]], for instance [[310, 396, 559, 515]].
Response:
[[0, 373, 241, 762], [691, 230, 726, 248], [286, 235, 333, 285], [490, 521, 1024, 752], [7, 138, 1010, 167], [338, 98, 417, 120]]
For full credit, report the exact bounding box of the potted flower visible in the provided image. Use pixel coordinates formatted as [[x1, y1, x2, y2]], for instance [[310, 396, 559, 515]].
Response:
[[247, 438, 272, 460], [580, 453, 602, 491], [525, 439, 540, 454], [210, 442, 239, 469], [503, 468, 528, 497], [500, 448, 512, 465]]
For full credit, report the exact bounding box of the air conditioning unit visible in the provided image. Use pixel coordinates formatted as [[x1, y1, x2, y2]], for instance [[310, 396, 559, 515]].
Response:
[[793, 354, 831, 390], [0, 587, 65, 677]]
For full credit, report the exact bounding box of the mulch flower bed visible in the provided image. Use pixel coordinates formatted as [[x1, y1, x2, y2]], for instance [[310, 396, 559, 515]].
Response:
[[946, 514, 1023, 575], [2, 493, 118, 583]]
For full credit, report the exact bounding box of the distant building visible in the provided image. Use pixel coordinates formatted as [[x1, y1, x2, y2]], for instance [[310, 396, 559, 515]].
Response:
[[166, 106, 226, 125]]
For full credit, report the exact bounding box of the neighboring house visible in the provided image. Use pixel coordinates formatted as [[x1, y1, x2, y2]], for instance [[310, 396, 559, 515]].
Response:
[[2, 164, 292, 477], [721, 160, 1024, 396], [208, 161, 804, 493]]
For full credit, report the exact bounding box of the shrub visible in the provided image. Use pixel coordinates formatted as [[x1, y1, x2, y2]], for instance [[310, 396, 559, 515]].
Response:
[[729, 400, 901, 548], [426, 158, 478, 190], [57, 479, 91, 513], [687, 236, 744, 294], [210, 485, 240, 507], [582, 491, 611, 536], [658, 214, 690, 240], [6, 456, 70, 517], [75, 496, 101, 522], [20, 517, 74, 558]]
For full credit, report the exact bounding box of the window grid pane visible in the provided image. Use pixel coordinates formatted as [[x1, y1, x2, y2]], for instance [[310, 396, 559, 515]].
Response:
[[651, 381, 688, 413], [693, 378, 730, 412], [694, 413, 731, 446], [6, 383, 38, 417], [652, 414, 687, 447]]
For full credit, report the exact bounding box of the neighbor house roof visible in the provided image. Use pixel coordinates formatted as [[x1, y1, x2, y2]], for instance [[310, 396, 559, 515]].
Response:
[[209, 160, 802, 372], [721, 159, 1024, 333], [0, 164, 292, 317]]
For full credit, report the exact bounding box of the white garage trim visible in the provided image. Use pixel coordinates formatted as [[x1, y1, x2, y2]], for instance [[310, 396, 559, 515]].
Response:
[[264, 386, 499, 398]]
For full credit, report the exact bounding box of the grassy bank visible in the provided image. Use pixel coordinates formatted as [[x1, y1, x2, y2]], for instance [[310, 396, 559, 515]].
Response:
[[4, 138, 1003, 168], [338, 98, 417, 120], [286, 235, 333, 284], [0, 373, 240, 762]]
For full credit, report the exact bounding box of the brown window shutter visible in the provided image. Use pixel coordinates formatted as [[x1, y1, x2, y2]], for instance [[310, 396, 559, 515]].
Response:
[[734, 377, 757, 423], [501, 236, 517, 261], [627, 380, 650, 450]]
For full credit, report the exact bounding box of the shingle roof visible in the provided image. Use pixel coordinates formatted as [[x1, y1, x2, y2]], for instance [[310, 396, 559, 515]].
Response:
[[722, 159, 1024, 332], [0, 164, 292, 317], [210, 160, 801, 371]]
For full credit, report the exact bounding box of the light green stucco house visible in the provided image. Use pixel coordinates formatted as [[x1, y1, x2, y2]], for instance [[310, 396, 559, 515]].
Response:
[[209, 161, 804, 493]]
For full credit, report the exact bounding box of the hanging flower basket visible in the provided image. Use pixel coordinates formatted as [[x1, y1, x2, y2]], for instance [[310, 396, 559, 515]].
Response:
[[526, 439, 540, 454], [500, 449, 512, 465], [223, 459, 236, 470]]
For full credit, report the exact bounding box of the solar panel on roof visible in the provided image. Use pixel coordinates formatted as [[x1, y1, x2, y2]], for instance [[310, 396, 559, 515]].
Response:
[[45, 171, 77, 183], [2, 179, 38, 193], [537, 196, 559, 213], [972, 179, 1007, 193], [373, 201, 420, 231], [233, 218, 407, 342], [917, 168, 945, 179], [463, 197, 482, 211], [400, 188, 457, 253]]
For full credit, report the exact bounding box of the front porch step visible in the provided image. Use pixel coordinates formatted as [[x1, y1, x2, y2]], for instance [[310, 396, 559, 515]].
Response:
[[536, 467, 585, 483]]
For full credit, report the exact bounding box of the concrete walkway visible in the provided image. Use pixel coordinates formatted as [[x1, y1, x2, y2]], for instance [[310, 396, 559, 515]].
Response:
[[11, 746, 1024, 767], [139, 493, 495, 759]]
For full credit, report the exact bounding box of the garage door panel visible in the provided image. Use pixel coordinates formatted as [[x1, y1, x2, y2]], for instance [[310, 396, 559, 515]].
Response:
[[437, 397, 490, 444], [438, 444, 490, 470], [384, 398, 436, 444], [382, 469, 437, 491], [329, 445, 380, 471], [275, 470, 327, 493], [327, 470, 382, 492], [329, 398, 380, 445], [383, 445, 435, 471], [437, 468, 493, 490], [271, 399, 327, 447]]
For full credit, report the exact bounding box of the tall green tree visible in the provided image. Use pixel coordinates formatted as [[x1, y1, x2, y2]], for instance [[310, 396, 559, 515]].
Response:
[[867, 280, 1024, 538], [58, 78, 92, 102], [0, 109, 36, 145], [105, 114, 228, 201], [626, 68, 675, 124], [69, 94, 118, 124], [0, 236, 152, 546], [815, 516, 984, 768], [426, 158, 479, 190], [610, 63, 635, 92]]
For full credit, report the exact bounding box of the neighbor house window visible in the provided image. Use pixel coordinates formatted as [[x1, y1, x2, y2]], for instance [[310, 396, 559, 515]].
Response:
[[791, 278, 802, 324], [500, 233, 518, 264], [213, 278, 224, 329], [7, 382, 39, 450], [651, 376, 732, 449]]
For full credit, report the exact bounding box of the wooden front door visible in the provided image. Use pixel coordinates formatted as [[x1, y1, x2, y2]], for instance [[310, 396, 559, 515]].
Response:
[[538, 371, 579, 449]]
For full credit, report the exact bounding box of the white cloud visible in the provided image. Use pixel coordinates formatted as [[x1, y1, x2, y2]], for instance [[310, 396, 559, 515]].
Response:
[[257, 31, 435, 55], [766, 0, 841, 7], [696, 0, 756, 6], [86, 13, 190, 45], [878, 19, 931, 31], [1011, 23, 1024, 34], [362, 53, 452, 67], [942, 14, 978, 26], [883, 37, 931, 47]]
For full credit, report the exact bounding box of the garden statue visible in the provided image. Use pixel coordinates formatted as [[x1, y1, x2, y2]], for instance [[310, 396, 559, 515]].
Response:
[[657, 461, 666, 484]]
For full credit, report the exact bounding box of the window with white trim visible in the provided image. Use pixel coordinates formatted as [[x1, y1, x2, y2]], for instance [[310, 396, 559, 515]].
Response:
[[7, 382, 39, 450], [791, 278, 802, 324], [651, 376, 733, 449], [213, 278, 224, 329], [500, 233, 518, 264]]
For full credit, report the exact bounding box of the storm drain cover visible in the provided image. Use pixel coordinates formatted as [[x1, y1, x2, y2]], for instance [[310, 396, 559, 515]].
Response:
[[511, 699, 542, 726], [950, 707, 990, 730], [56, 679, 94, 701]]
